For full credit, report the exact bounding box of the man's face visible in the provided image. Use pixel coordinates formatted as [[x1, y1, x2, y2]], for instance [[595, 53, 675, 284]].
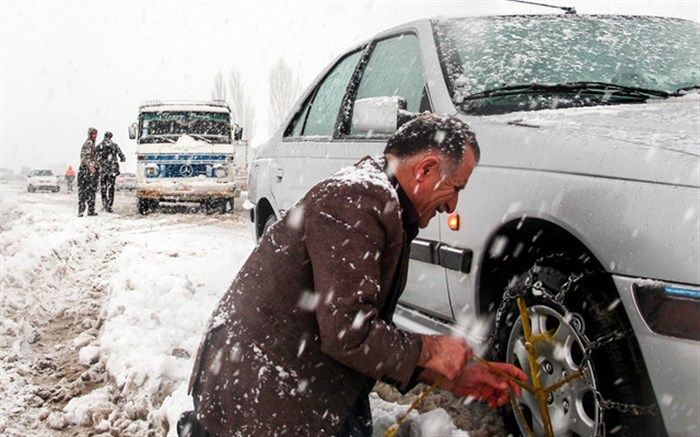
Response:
[[91, 131, 97, 141], [410, 148, 477, 228]]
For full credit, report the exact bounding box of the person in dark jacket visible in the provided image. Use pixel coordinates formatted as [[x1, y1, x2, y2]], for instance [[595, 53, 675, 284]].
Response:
[[182, 114, 525, 436], [78, 127, 99, 217], [97, 131, 126, 213]]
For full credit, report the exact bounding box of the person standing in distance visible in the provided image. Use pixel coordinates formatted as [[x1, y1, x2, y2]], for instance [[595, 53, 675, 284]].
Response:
[[97, 131, 126, 213], [78, 127, 99, 217], [64, 165, 76, 193]]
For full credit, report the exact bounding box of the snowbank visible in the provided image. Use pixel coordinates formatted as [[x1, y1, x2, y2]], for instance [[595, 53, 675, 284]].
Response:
[[97, 221, 255, 433]]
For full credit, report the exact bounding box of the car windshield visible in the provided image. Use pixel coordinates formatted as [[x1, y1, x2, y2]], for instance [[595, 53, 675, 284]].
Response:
[[433, 16, 700, 115], [139, 111, 231, 143], [32, 170, 53, 176]]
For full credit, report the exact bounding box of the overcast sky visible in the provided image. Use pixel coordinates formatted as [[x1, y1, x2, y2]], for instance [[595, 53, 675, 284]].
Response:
[[1, 0, 698, 173]]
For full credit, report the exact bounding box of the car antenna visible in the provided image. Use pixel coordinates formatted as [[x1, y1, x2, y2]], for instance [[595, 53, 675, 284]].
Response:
[[506, 0, 577, 15]]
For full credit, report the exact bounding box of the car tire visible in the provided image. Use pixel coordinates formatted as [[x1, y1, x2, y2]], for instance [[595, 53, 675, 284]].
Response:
[[261, 214, 277, 238], [491, 254, 662, 436], [203, 199, 218, 215], [138, 198, 153, 215], [28, 185, 35, 193]]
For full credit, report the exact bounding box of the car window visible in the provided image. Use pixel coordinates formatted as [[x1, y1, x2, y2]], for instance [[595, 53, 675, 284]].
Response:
[[288, 97, 311, 137], [349, 34, 429, 136], [294, 49, 363, 137]]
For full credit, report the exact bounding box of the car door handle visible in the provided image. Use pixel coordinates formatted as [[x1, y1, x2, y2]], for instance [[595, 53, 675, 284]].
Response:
[[275, 167, 284, 180], [438, 245, 473, 273]]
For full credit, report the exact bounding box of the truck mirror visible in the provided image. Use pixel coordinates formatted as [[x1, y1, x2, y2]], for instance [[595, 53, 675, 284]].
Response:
[[234, 125, 243, 141], [128, 122, 138, 140], [351, 96, 411, 135]]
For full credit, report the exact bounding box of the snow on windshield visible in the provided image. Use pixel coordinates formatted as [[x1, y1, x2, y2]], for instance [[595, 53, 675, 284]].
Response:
[[434, 16, 700, 107], [32, 170, 53, 176], [139, 111, 231, 143]]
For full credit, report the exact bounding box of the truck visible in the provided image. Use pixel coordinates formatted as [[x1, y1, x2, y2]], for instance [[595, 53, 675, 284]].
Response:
[[128, 100, 243, 214]]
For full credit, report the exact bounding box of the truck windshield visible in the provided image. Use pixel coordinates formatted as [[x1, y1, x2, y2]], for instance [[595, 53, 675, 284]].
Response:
[[32, 170, 53, 176], [433, 16, 700, 115], [139, 111, 231, 143]]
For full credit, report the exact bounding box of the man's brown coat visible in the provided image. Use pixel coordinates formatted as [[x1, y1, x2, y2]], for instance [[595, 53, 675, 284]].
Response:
[[189, 157, 422, 435]]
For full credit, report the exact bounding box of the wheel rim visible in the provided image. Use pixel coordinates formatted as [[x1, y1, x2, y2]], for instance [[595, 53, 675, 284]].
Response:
[[506, 304, 600, 436]]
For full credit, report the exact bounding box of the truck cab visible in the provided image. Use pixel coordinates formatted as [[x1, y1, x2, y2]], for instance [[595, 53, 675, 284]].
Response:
[[129, 100, 243, 214]]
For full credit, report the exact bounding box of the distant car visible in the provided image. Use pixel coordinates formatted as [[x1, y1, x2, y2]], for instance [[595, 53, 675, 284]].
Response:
[[248, 14, 700, 437], [115, 172, 137, 191], [26, 169, 60, 193]]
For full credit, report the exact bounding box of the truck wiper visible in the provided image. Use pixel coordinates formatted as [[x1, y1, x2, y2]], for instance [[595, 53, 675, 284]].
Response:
[[189, 134, 214, 144], [463, 82, 675, 102], [143, 135, 177, 143]]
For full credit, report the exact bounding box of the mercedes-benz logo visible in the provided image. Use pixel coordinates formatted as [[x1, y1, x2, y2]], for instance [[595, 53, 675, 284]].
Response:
[[179, 164, 194, 177]]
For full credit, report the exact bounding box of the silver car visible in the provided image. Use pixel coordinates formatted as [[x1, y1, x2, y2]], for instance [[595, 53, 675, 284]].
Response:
[[248, 15, 699, 436], [26, 169, 60, 193]]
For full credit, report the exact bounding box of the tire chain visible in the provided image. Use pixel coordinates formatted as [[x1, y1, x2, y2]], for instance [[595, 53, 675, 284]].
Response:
[[490, 258, 659, 436]]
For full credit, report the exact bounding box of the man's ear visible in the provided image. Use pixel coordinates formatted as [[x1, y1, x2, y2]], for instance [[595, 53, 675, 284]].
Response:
[[414, 154, 440, 182]]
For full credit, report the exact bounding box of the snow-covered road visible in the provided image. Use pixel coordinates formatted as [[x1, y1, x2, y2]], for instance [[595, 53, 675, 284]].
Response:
[[1, 183, 257, 435], [0, 182, 500, 436]]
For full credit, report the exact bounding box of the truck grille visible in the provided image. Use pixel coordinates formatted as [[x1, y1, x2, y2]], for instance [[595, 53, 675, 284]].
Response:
[[161, 164, 209, 178]]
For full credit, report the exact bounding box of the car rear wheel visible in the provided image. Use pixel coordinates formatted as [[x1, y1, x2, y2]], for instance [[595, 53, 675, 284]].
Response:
[[261, 214, 277, 238], [28, 185, 35, 193], [491, 255, 662, 436]]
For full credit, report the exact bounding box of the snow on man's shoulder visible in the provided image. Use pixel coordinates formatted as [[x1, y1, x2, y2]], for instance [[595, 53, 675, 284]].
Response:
[[322, 156, 398, 201]]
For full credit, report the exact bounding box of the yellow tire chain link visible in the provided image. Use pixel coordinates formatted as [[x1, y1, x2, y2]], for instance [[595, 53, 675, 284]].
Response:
[[383, 296, 583, 437]]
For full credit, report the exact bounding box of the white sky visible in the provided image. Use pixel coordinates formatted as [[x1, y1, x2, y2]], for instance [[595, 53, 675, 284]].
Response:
[[1, 0, 698, 173]]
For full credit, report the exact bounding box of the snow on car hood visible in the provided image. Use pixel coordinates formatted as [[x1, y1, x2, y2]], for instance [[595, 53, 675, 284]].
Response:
[[469, 93, 700, 187]]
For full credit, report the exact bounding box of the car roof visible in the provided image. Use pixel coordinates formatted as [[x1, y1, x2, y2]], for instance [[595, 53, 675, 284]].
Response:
[[372, 14, 696, 41]]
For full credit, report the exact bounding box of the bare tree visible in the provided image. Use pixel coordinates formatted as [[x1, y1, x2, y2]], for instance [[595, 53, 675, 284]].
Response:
[[268, 58, 303, 133], [227, 69, 256, 141], [212, 70, 226, 101]]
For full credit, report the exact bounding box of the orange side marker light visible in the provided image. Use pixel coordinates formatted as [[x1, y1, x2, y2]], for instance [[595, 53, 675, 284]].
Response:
[[448, 213, 460, 231]]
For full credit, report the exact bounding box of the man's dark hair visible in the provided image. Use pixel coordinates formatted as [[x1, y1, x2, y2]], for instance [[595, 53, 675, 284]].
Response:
[[384, 114, 480, 166]]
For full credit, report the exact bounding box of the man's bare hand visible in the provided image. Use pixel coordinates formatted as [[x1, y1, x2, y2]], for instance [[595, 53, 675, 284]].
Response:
[[451, 361, 527, 408], [417, 335, 473, 380]]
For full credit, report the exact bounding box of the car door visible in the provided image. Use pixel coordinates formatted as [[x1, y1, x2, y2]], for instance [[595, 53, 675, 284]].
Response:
[[271, 48, 366, 213], [335, 31, 454, 321]]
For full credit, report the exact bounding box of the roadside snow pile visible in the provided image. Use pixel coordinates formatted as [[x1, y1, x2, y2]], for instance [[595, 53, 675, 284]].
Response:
[[97, 223, 255, 433], [62, 386, 116, 426], [0, 186, 123, 434]]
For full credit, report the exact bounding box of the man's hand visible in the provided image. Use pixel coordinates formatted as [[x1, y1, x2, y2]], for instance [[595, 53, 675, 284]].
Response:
[[417, 335, 473, 380], [451, 361, 528, 408]]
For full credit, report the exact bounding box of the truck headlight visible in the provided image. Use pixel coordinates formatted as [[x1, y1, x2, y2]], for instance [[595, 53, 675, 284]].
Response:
[[213, 164, 228, 178], [145, 164, 159, 178]]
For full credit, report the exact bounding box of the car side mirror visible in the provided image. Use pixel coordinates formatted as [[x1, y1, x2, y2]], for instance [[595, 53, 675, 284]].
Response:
[[128, 122, 137, 140], [233, 124, 243, 141], [351, 96, 414, 135]]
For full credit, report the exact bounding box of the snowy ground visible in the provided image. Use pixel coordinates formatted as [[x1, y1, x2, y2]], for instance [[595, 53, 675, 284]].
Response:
[[0, 181, 503, 436]]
